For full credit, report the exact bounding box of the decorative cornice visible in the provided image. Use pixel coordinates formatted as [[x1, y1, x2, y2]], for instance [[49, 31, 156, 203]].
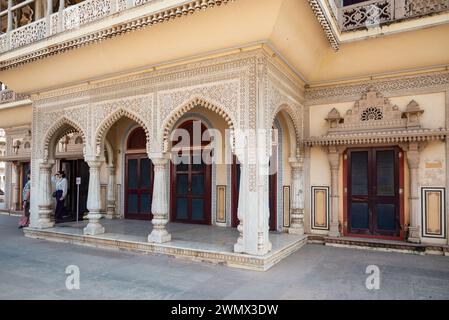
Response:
[[305, 128, 448, 147], [307, 0, 339, 51], [305, 71, 449, 105], [0, 0, 235, 71]]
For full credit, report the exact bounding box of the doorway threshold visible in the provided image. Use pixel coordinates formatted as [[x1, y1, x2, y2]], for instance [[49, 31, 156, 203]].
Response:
[[317, 235, 449, 256]]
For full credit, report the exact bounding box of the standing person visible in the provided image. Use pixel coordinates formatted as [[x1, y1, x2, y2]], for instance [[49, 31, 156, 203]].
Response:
[[52, 171, 68, 222], [18, 172, 31, 229]]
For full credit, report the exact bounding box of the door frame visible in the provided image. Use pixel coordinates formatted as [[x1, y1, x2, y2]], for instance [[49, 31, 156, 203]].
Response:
[[343, 146, 405, 240]]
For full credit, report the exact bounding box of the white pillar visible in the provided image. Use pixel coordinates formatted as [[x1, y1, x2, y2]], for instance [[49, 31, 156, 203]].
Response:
[[406, 142, 421, 243], [288, 157, 305, 235], [105, 165, 116, 219], [234, 156, 246, 253], [12, 161, 20, 211], [148, 157, 171, 243], [233, 140, 272, 256], [83, 161, 105, 235], [327, 146, 341, 237], [36, 162, 55, 228]]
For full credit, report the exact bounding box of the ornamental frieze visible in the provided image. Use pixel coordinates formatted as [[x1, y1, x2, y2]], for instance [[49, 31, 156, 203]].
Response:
[[305, 72, 449, 105]]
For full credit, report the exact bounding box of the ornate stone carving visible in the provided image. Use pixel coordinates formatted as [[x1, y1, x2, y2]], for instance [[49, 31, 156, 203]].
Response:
[[305, 72, 449, 105], [307, 0, 339, 50], [64, 0, 112, 31], [340, 0, 394, 31], [328, 87, 404, 133], [161, 96, 235, 152], [41, 116, 87, 161], [0, 0, 236, 70], [325, 108, 343, 129], [93, 97, 153, 157], [306, 87, 447, 147], [403, 100, 424, 129]]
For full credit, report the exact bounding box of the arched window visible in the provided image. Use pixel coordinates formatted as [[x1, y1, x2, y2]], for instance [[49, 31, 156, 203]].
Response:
[[127, 127, 146, 150]]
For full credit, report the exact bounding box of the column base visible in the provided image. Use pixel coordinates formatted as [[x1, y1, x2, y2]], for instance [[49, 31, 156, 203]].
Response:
[[234, 242, 244, 253], [148, 230, 171, 243], [34, 221, 55, 229], [288, 225, 304, 235], [407, 226, 421, 243], [328, 221, 340, 237], [83, 213, 105, 235], [36, 208, 55, 229]]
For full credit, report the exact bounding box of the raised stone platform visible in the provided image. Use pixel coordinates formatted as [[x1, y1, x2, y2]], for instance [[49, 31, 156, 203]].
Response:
[[23, 219, 307, 271]]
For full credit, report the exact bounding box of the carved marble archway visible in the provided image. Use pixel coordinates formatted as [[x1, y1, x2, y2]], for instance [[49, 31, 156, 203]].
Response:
[[94, 108, 151, 158], [271, 103, 303, 158], [42, 116, 87, 161], [161, 97, 236, 153]]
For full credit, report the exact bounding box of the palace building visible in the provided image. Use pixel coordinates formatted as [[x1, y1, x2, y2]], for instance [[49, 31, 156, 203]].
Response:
[[0, 0, 448, 269]]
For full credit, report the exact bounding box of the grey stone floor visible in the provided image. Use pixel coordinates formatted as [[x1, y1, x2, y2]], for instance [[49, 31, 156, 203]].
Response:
[[1, 215, 449, 300]]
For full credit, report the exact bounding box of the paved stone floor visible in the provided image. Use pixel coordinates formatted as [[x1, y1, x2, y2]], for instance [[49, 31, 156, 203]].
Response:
[[1, 215, 449, 299]]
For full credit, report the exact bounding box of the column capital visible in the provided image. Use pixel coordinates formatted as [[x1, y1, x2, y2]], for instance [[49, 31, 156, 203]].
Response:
[[289, 159, 303, 172], [151, 157, 169, 167], [87, 160, 103, 169], [404, 142, 425, 170], [39, 162, 54, 170]]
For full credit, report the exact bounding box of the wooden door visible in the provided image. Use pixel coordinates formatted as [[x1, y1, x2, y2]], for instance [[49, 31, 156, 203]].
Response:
[[346, 147, 401, 237], [125, 154, 153, 220]]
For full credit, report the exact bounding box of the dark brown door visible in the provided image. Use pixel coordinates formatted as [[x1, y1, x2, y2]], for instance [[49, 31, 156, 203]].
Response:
[[171, 152, 211, 224], [170, 120, 211, 225], [347, 147, 400, 237], [125, 154, 153, 220]]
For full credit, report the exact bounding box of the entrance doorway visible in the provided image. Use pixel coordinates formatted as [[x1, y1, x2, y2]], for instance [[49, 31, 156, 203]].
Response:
[[60, 159, 89, 222], [170, 120, 211, 225], [124, 127, 153, 220], [345, 147, 402, 239]]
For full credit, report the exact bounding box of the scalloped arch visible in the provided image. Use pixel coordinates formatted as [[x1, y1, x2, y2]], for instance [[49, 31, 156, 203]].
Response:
[[94, 108, 151, 156], [161, 97, 236, 152], [43, 117, 87, 161], [271, 103, 302, 145]]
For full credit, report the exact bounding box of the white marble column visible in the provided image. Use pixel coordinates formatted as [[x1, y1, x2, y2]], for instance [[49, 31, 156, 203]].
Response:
[[288, 158, 304, 235], [233, 136, 272, 256], [148, 158, 171, 243], [105, 165, 117, 219], [12, 161, 20, 211], [234, 156, 246, 253], [36, 161, 55, 228], [327, 146, 341, 237], [406, 142, 421, 243], [83, 161, 105, 235]]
